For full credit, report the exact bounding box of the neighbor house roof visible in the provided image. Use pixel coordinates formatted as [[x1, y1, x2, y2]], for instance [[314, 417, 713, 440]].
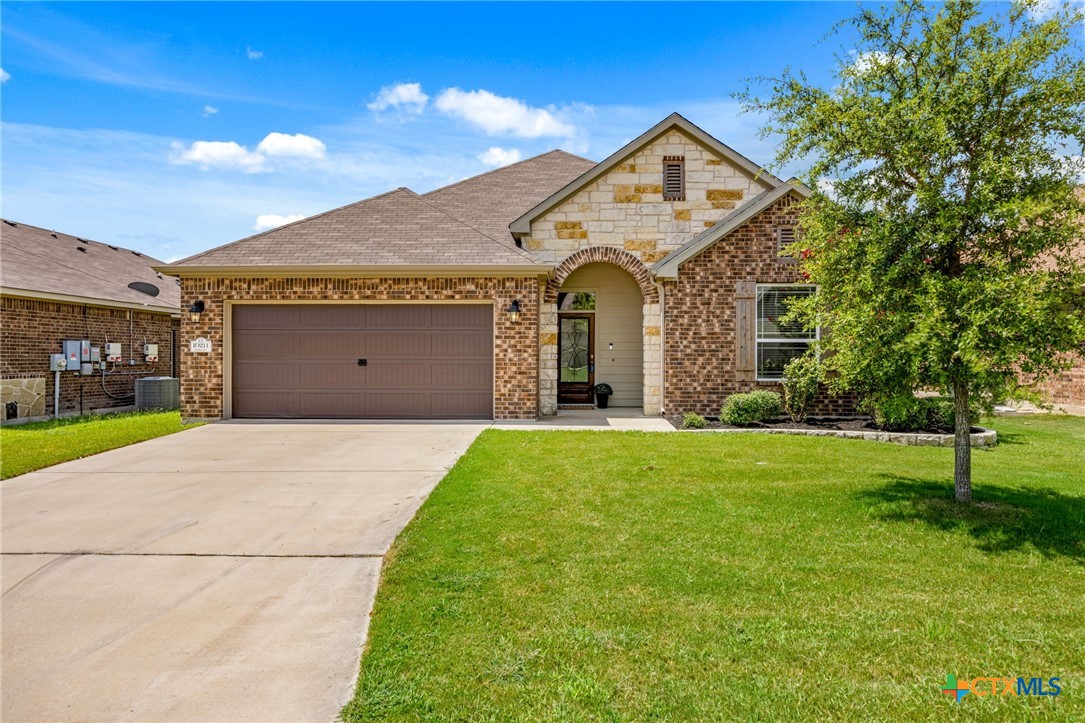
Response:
[[0, 219, 181, 313], [508, 113, 783, 237], [653, 180, 811, 278], [166, 187, 548, 275]]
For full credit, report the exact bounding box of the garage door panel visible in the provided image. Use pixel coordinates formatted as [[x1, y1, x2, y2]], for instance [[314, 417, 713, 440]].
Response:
[[233, 332, 299, 359], [363, 333, 431, 358], [234, 305, 301, 329], [234, 361, 298, 388], [233, 391, 299, 418], [232, 303, 492, 419], [298, 361, 360, 389], [299, 392, 363, 418], [431, 362, 490, 388]]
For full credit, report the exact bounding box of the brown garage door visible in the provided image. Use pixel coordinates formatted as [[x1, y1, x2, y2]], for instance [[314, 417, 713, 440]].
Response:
[[232, 304, 493, 419]]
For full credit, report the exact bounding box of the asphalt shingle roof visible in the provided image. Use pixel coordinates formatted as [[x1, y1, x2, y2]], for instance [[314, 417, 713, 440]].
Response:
[[0, 219, 181, 312], [169, 150, 597, 270]]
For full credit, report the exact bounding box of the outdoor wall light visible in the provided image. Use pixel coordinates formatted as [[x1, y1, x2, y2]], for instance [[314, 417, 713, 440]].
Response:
[[506, 299, 522, 323], [188, 300, 205, 323]]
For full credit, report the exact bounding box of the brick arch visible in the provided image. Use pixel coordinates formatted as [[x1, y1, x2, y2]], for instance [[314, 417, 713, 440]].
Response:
[[544, 247, 658, 304]]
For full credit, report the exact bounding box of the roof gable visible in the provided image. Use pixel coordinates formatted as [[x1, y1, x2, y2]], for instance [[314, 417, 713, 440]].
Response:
[[170, 187, 544, 270], [509, 112, 783, 237], [652, 181, 811, 278]]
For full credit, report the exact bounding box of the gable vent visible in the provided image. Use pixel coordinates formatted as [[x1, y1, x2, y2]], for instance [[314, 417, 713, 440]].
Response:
[[663, 156, 685, 201], [777, 226, 797, 260]]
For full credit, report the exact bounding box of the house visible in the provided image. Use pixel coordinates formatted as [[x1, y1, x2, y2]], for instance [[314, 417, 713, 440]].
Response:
[[0, 220, 181, 421], [162, 113, 854, 421]]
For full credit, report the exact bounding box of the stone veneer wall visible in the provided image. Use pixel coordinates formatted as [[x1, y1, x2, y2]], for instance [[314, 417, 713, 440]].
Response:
[[662, 194, 858, 417], [527, 130, 769, 415], [178, 277, 540, 421], [1, 296, 178, 420]]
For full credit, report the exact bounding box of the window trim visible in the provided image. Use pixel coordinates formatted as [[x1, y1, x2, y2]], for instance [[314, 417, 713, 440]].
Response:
[[754, 283, 819, 382], [662, 156, 685, 202]]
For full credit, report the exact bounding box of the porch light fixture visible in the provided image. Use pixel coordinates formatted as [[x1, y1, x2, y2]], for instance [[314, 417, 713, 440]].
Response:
[[188, 300, 205, 323], [506, 299, 522, 323]]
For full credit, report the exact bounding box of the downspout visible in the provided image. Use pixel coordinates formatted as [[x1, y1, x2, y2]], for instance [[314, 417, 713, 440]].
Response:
[[657, 280, 666, 416]]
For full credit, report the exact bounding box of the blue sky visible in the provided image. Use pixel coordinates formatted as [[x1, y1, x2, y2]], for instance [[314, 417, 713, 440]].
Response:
[[0, 1, 1012, 261]]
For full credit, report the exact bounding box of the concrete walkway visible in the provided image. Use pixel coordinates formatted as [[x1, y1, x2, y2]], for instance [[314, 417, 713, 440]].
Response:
[[1, 422, 486, 722]]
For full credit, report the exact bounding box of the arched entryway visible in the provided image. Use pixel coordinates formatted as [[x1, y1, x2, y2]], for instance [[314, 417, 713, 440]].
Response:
[[539, 247, 662, 416]]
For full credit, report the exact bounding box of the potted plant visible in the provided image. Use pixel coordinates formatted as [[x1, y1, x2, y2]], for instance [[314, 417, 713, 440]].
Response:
[[593, 383, 613, 409]]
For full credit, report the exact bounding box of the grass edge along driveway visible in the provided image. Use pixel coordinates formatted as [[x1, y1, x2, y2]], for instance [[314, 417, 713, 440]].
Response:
[[344, 415, 1084, 721], [1, 410, 199, 479]]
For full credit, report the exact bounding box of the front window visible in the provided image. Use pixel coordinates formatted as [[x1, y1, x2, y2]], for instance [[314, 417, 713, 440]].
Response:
[[756, 284, 817, 380]]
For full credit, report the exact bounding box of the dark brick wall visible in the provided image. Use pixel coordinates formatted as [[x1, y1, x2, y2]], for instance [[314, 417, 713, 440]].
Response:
[[178, 276, 541, 420], [662, 194, 858, 417], [1, 296, 179, 418]]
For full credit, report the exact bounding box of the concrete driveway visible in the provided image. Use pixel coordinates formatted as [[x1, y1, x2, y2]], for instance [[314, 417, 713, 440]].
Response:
[[1, 421, 486, 722]]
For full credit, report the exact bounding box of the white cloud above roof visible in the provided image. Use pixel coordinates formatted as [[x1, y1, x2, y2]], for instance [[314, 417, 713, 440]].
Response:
[[367, 82, 429, 113], [253, 213, 306, 231], [255, 132, 326, 159], [477, 146, 522, 167], [434, 88, 575, 138], [170, 140, 266, 172], [246, 47, 263, 60], [202, 105, 218, 117], [0, 67, 10, 83]]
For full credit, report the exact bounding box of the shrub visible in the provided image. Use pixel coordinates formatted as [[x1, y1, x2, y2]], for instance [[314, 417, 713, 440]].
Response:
[[869, 395, 984, 433], [720, 391, 782, 426], [782, 355, 821, 422], [592, 383, 613, 396], [681, 412, 707, 429]]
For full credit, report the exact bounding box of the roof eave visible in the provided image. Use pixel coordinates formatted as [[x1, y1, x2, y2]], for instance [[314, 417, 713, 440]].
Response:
[[155, 264, 554, 278], [652, 181, 811, 279], [1, 286, 181, 315], [509, 112, 784, 237]]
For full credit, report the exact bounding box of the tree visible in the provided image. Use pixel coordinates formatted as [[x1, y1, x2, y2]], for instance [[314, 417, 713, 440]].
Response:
[[740, 0, 1085, 502]]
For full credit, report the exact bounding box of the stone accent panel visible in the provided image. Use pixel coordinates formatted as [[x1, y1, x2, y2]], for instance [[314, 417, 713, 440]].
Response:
[[544, 247, 658, 304], [178, 277, 540, 421], [661, 194, 857, 417], [1, 377, 46, 420], [1, 296, 178, 418], [523, 130, 773, 266]]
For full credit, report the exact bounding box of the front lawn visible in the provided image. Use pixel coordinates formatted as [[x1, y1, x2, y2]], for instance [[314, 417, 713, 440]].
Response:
[[345, 416, 1084, 720], [0, 410, 197, 479]]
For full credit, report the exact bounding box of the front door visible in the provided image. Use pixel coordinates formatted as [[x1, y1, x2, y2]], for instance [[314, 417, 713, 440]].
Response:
[[558, 314, 594, 405]]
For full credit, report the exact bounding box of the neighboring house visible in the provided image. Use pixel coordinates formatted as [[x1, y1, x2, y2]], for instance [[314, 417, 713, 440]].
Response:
[[0, 220, 181, 421], [162, 113, 854, 421]]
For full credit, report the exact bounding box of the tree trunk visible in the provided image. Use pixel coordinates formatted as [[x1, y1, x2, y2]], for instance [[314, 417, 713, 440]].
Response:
[[952, 379, 972, 503]]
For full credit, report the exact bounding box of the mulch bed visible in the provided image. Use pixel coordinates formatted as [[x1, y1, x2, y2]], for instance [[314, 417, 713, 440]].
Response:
[[667, 415, 965, 434]]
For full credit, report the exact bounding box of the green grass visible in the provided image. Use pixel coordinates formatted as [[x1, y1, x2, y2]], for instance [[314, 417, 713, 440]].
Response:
[[345, 416, 1084, 721], [0, 410, 197, 479]]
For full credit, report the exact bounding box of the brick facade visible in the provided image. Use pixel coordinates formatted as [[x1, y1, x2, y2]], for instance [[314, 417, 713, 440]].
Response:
[[178, 276, 540, 421], [661, 194, 857, 417], [1, 296, 179, 420], [1030, 351, 1085, 408]]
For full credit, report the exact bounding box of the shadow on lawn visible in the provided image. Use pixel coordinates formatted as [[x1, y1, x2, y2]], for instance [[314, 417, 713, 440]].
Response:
[[861, 476, 1085, 562]]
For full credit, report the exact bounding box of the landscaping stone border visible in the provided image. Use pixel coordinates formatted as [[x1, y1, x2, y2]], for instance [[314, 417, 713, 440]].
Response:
[[687, 426, 997, 447]]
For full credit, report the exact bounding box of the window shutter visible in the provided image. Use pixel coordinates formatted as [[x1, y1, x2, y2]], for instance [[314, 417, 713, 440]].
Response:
[[663, 156, 685, 201], [735, 281, 756, 382]]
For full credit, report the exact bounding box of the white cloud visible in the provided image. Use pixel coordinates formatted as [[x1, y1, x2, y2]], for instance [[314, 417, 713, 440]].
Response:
[[0, 67, 9, 83], [477, 147, 522, 167], [253, 213, 306, 231], [434, 88, 576, 138], [255, 132, 326, 159], [246, 47, 263, 60], [367, 82, 429, 113], [850, 51, 898, 76], [202, 105, 219, 118], [170, 140, 266, 172], [171, 132, 326, 171]]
